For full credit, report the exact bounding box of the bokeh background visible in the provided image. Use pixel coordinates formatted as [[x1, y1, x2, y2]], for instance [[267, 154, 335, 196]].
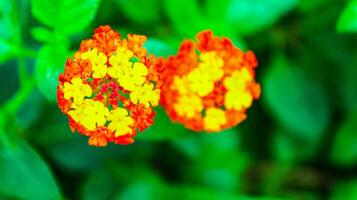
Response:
[[1, 0, 357, 199]]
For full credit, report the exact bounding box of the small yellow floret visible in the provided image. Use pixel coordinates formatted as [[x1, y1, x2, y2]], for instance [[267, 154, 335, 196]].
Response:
[[174, 94, 203, 118], [187, 68, 214, 97], [130, 83, 160, 108], [68, 99, 109, 131], [63, 77, 92, 104], [117, 62, 148, 91], [204, 108, 227, 131], [198, 52, 224, 81], [224, 68, 252, 91], [81, 48, 108, 78], [107, 108, 134, 137]]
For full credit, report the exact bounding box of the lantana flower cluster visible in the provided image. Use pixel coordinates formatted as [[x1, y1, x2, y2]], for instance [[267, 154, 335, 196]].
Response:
[[57, 26, 162, 146], [160, 30, 261, 132], [57, 26, 261, 146]]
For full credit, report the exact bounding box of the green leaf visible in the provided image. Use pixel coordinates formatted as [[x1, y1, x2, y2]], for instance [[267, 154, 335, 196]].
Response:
[[115, 0, 160, 24], [35, 44, 69, 102], [226, 0, 298, 35], [137, 107, 192, 141], [31, 27, 53, 43], [31, 0, 101, 35], [272, 129, 319, 162], [0, 39, 13, 64], [331, 113, 357, 166], [164, 0, 207, 37], [81, 170, 119, 200], [0, 140, 62, 199], [330, 180, 357, 200], [173, 129, 249, 192], [263, 56, 330, 141], [144, 38, 175, 57], [337, 0, 357, 33], [342, 62, 357, 112]]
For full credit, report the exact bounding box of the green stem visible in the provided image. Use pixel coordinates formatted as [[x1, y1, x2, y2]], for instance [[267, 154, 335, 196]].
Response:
[[2, 77, 35, 114]]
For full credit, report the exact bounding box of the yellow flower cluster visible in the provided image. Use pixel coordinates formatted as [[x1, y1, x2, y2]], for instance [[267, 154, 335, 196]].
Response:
[[204, 108, 227, 131], [107, 47, 159, 107], [170, 52, 228, 130], [63, 77, 92, 104], [107, 108, 134, 137], [68, 99, 110, 131], [224, 68, 253, 110], [172, 52, 224, 120], [63, 77, 135, 134], [81, 48, 107, 78]]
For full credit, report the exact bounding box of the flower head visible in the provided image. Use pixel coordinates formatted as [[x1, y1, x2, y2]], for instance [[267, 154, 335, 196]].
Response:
[[57, 25, 162, 146], [160, 30, 260, 132]]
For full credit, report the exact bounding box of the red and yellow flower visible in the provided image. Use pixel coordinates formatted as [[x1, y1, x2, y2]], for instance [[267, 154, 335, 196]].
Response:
[[57, 25, 162, 146], [160, 30, 261, 132]]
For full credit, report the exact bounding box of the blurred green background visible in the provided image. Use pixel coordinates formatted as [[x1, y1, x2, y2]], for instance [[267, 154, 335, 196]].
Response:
[[1, 0, 357, 199]]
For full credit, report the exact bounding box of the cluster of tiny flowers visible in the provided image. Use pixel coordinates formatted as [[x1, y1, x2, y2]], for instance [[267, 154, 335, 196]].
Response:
[[160, 30, 261, 132], [57, 26, 162, 146]]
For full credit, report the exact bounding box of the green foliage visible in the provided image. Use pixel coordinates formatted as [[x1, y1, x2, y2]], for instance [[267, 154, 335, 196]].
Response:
[[331, 113, 357, 166], [226, 0, 299, 35], [0, 139, 61, 199], [138, 107, 192, 141], [330, 180, 357, 200], [0, 0, 356, 199], [115, 0, 160, 25], [337, 0, 357, 33], [35, 44, 69, 102], [31, 0, 101, 35], [164, 0, 207, 37], [263, 56, 330, 141]]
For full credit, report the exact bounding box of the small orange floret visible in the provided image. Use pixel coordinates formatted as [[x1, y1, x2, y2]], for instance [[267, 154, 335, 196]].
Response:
[[57, 25, 162, 147], [160, 30, 261, 132]]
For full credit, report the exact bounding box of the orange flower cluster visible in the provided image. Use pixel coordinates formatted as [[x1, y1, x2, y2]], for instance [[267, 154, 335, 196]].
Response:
[[160, 30, 261, 132], [57, 26, 162, 146]]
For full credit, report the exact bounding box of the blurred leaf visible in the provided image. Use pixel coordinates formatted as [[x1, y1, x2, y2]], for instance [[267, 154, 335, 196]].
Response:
[[226, 0, 298, 35], [0, 0, 17, 40], [0, 140, 62, 199], [174, 129, 249, 192], [271, 128, 319, 163], [35, 44, 68, 102], [0, 61, 19, 104], [31, 27, 53, 43], [342, 62, 357, 111], [117, 179, 166, 200], [137, 107, 192, 141], [298, 0, 329, 13], [331, 113, 357, 166], [144, 38, 175, 57], [31, 0, 101, 35], [82, 170, 118, 200], [16, 91, 44, 130], [337, 0, 357, 33], [0, 39, 13, 64], [0, 0, 17, 64], [330, 180, 357, 200], [164, 0, 207, 37], [263, 56, 330, 141], [115, 0, 160, 24]]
